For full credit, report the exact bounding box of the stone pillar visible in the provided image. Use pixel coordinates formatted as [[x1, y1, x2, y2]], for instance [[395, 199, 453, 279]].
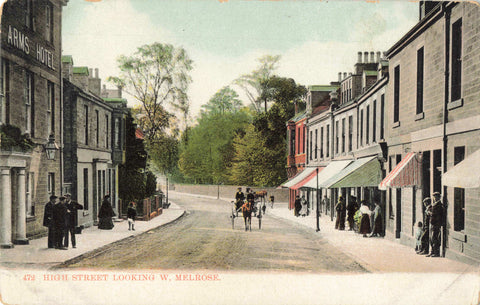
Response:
[[0, 168, 13, 248], [14, 169, 28, 245]]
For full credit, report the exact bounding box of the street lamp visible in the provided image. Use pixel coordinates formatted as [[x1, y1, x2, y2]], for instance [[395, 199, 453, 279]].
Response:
[[316, 167, 320, 232], [44, 134, 59, 160]]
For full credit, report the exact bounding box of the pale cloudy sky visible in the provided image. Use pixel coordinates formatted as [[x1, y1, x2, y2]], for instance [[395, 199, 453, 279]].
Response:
[[62, 0, 418, 119]]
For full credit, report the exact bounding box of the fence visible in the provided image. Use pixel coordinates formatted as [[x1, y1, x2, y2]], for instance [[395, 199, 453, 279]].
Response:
[[119, 193, 165, 221]]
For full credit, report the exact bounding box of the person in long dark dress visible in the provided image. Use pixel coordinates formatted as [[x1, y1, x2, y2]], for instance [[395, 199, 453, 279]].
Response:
[[346, 196, 358, 231], [43, 195, 57, 248], [418, 197, 431, 255], [98, 195, 115, 230], [335, 196, 346, 230], [358, 200, 371, 237], [370, 201, 383, 237]]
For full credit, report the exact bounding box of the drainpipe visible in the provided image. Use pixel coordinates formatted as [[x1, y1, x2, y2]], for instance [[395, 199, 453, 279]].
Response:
[[441, 2, 450, 258]]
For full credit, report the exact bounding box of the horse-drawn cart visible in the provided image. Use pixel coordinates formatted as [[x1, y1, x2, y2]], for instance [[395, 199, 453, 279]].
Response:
[[230, 199, 265, 231]]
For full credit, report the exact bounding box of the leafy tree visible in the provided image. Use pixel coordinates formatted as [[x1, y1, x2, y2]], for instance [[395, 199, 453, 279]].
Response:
[[200, 86, 242, 115], [108, 43, 193, 142], [234, 55, 280, 113]]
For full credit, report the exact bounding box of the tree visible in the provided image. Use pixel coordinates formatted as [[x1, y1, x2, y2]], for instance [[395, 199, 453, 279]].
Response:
[[200, 86, 242, 116], [108, 43, 193, 142], [234, 55, 280, 113]]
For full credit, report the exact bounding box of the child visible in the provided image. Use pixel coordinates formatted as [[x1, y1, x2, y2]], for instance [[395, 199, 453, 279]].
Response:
[[127, 202, 137, 231], [415, 221, 423, 253]]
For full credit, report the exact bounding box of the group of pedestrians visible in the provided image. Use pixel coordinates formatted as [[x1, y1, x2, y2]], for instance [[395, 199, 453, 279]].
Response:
[[334, 195, 383, 238], [43, 194, 120, 250], [415, 192, 444, 257], [43, 193, 83, 250], [294, 195, 309, 217]]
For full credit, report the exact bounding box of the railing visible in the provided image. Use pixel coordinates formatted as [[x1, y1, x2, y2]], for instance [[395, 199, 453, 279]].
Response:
[[119, 193, 165, 221]]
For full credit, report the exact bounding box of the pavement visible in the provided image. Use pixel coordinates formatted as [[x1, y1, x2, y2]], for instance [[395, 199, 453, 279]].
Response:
[[0, 202, 185, 270], [0, 192, 478, 274]]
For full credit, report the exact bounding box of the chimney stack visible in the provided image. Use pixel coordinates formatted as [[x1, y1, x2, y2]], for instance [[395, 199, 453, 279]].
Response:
[[376, 51, 381, 62], [89, 68, 93, 77], [95, 68, 99, 78], [370, 52, 375, 63], [357, 52, 362, 63], [338, 72, 342, 82], [364, 51, 369, 63], [343, 72, 347, 79]]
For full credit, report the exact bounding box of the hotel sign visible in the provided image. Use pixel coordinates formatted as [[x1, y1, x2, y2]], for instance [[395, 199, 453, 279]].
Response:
[[6, 25, 55, 71]]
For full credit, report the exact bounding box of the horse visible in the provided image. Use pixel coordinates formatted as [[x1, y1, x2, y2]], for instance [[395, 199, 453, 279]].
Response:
[[241, 200, 252, 231]]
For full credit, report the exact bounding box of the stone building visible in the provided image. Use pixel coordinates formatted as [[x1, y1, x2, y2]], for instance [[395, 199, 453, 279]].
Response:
[[381, 1, 480, 263], [0, 0, 67, 247], [62, 56, 127, 228]]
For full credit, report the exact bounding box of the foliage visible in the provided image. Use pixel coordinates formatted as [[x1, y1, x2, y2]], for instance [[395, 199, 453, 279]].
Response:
[[0, 124, 34, 151], [200, 86, 243, 116], [145, 171, 157, 198], [178, 103, 251, 184], [108, 42, 193, 142], [118, 113, 156, 202], [234, 55, 280, 113], [148, 134, 179, 175]]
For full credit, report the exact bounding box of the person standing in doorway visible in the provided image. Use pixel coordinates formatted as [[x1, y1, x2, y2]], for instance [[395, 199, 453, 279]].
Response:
[[370, 201, 383, 237], [418, 197, 431, 255], [346, 196, 357, 231], [428, 192, 444, 257], [359, 200, 372, 237], [64, 193, 83, 248], [335, 195, 346, 230], [43, 195, 57, 248], [294, 195, 301, 217]]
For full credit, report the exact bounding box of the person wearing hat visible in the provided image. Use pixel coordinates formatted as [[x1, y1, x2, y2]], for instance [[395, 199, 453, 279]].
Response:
[[43, 195, 57, 248], [335, 195, 346, 230], [52, 196, 68, 250], [235, 187, 245, 210], [428, 192, 444, 257], [418, 197, 431, 255], [346, 196, 358, 231], [98, 195, 115, 230], [64, 193, 84, 248]]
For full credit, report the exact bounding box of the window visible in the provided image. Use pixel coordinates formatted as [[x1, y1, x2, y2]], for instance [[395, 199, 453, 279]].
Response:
[[97, 170, 102, 204], [360, 109, 364, 146], [0, 59, 7, 124], [335, 120, 339, 155], [366, 105, 370, 145], [114, 117, 121, 148], [47, 172, 55, 195], [320, 127, 324, 159], [394, 65, 400, 123], [107, 169, 112, 198], [309, 130, 313, 160], [83, 168, 89, 210], [348, 115, 353, 152], [388, 156, 394, 219], [453, 146, 465, 231], [47, 81, 54, 136], [45, 3, 53, 43], [84, 105, 89, 145], [314, 129, 318, 159], [380, 94, 385, 139], [25, 0, 33, 30], [24, 70, 34, 136], [416, 47, 424, 114], [373, 100, 377, 143], [95, 110, 99, 146], [451, 19, 462, 102], [326, 125, 330, 158], [302, 126, 306, 154], [26, 172, 34, 216], [341, 118, 345, 153], [105, 115, 109, 148], [112, 169, 116, 208]]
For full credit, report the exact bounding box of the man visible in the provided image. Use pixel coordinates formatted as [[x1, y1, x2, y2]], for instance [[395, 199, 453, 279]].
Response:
[[335, 195, 346, 230], [246, 188, 255, 203], [43, 195, 57, 248], [428, 192, 444, 257], [64, 193, 84, 248], [52, 196, 68, 250], [235, 187, 245, 210], [418, 197, 431, 255], [346, 196, 358, 231]]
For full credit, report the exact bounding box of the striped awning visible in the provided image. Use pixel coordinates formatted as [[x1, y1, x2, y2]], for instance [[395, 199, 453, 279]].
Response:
[[291, 167, 324, 190], [379, 152, 421, 190], [301, 160, 353, 189], [280, 167, 318, 188]]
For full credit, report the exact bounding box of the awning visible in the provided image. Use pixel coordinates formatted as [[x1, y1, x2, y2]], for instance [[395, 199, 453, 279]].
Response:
[[291, 167, 324, 190], [443, 149, 480, 188], [324, 156, 382, 188], [281, 167, 318, 188], [379, 152, 421, 190], [301, 160, 353, 189]]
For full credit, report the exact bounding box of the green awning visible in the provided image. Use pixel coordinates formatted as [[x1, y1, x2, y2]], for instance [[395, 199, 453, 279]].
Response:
[[325, 156, 383, 188]]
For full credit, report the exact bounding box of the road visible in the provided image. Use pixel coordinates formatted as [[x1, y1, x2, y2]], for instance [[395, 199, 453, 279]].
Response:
[[58, 193, 366, 273]]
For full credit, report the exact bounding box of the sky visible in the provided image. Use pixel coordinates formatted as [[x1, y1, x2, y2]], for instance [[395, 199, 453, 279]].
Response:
[[62, 0, 419, 120]]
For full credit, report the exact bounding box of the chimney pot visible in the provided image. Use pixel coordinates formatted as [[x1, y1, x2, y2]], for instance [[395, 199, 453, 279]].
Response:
[[364, 52, 369, 63], [95, 68, 99, 78], [357, 52, 362, 63], [376, 51, 381, 62], [338, 72, 342, 82], [343, 72, 347, 79], [89, 68, 93, 76], [370, 52, 375, 63]]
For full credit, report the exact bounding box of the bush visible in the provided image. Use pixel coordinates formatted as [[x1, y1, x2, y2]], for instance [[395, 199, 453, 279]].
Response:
[[0, 124, 34, 151]]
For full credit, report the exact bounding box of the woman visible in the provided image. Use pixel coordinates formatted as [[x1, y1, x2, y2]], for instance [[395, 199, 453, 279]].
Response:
[[358, 200, 371, 237], [98, 195, 115, 230], [370, 201, 383, 237], [335, 196, 346, 230]]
